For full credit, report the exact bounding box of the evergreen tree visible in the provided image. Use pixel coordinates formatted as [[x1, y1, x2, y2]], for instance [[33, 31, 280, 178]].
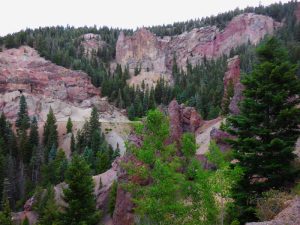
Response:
[[70, 133, 76, 153], [66, 117, 73, 134], [227, 38, 300, 222], [36, 186, 59, 225], [91, 130, 101, 154], [89, 106, 100, 133], [29, 117, 39, 148], [127, 104, 135, 120], [16, 95, 30, 131], [94, 151, 110, 174], [43, 107, 58, 162], [60, 154, 100, 225], [48, 145, 57, 162]]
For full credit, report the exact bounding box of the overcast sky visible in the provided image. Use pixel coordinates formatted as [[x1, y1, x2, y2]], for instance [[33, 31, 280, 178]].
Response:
[[0, 0, 290, 36]]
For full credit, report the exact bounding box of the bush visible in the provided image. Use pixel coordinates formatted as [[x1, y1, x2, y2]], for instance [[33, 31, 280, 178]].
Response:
[[255, 190, 292, 221]]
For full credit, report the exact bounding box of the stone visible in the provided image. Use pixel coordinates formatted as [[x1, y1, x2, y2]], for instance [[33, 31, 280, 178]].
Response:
[[167, 100, 203, 144]]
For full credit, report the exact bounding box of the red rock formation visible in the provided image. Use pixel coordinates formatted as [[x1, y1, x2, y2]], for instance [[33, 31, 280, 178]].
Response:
[[116, 28, 168, 73], [222, 55, 244, 115], [112, 186, 135, 225], [112, 155, 149, 225], [168, 100, 183, 143], [168, 100, 203, 143], [116, 13, 281, 74], [0, 46, 100, 104]]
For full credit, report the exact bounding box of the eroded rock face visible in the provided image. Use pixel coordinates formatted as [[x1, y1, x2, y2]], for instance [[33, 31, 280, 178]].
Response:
[[116, 13, 281, 74], [112, 154, 149, 225], [168, 100, 203, 143], [116, 28, 168, 74], [222, 55, 244, 115], [0, 46, 100, 104]]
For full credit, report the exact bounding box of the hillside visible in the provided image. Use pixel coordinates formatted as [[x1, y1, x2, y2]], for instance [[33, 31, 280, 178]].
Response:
[[0, 1, 300, 225]]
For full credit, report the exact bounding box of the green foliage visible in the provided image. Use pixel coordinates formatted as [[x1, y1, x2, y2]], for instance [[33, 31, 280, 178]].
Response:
[[0, 196, 13, 225], [43, 107, 58, 162], [60, 154, 100, 225], [66, 117, 73, 134], [29, 117, 39, 148], [173, 57, 227, 119], [42, 149, 68, 185], [125, 110, 242, 225], [227, 37, 300, 222], [35, 186, 59, 225], [70, 133, 76, 153], [89, 106, 100, 133], [16, 95, 30, 131]]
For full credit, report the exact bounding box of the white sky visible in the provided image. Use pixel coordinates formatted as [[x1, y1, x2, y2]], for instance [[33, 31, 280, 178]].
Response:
[[0, 0, 291, 36]]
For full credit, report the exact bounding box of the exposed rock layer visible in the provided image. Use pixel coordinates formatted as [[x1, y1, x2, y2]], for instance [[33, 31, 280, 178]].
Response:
[[116, 13, 281, 74], [0, 46, 99, 104]]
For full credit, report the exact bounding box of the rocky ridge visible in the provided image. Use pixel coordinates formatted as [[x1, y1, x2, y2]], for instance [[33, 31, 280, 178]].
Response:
[[116, 13, 281, 76]]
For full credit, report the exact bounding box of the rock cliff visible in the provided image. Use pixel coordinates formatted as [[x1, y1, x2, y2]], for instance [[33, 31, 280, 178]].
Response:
[[116, 13, 281, 74]]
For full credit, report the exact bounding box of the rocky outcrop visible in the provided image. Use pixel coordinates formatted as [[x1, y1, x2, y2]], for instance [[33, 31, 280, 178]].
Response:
[[0, 46, 99, 104], [229, 82, 245, 115], [112, 186, 135, 225], [167, 100, 203, 143], [116, 13, 281, 74], [246, 196, 300, 225], [112, 154, 149, 225], [80, 33, 108, 58], [11, 196, 38, 225], [222, 55, 244, 115], [116, 28, 168, 74], [210, 128, 234, 152]]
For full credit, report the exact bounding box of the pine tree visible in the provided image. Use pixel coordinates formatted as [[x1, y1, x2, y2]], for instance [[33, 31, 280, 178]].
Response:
[[66, 117, 73, 134], [227, 37, 300, 222], [43, 107, 58, 162], [29, 117, 39, 148], [89, 106, 100, 133], [70, 133, 76, 153], [16, 95, 30, 131], [48, 145, 57, 162], [94, 151, 110, 174], [91, 130, 101, 154], [127, 104, 135, 120], [60, 154, 100, 225]]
